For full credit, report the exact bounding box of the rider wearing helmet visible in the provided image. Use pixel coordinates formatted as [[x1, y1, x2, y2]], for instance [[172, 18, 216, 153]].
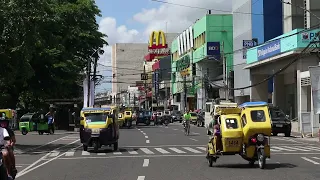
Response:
[[0, 115, 17, 179]]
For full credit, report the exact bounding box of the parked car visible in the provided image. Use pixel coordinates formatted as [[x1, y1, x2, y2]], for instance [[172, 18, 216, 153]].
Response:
[[171, 110, 182, 123], [269, 105, 291, 137]]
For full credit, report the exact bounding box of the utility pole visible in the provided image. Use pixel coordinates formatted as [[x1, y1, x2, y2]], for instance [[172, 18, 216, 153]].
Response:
[[87, 58, 91, 107], [183, 75, 187, 112], [144, 64, 148, 110], [222, 41, 229, 101]]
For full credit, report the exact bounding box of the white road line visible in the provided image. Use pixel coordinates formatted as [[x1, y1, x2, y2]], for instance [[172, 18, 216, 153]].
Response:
[[143, 159, 149, 167], [169, 148, 186, 154], [25, 134, 75, 152], [146, 140, 150, 144], [113, 151, 122, 155], [49, 152, 60, 157], [142, 133, 146, 135], [183, 147, 202, 153], [189, 138, 198, 141], [312, 157, 320, 160], [270, 147, 282, 152], [97, 153, 106, 155], [173, 129, 178, 130], [137, 176, 145, 180], [65, 150, 75, 157], [128, 149, 139, 154], [140, 148, 154, 154], [281, 146, 309, 152], [196, 147, 206, 151], [271, 146, 295, 152], [81, 151, 90, 155], [137, 129, 141, 131], [155, 148, 170, 154], [145, 136, 148, 138], [301, 157, 320, 164], [301, 146, 320, 151], [165, 127, 168, 128]]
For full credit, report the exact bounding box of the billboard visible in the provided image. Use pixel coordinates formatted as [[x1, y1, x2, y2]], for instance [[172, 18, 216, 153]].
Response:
[[148, 31, 168, 49], [257, 39, 281, 61], [207, 42, 221, 60]]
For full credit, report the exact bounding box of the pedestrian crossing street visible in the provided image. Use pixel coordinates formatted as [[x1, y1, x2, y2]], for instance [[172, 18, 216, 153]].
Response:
[[42, 145, 320, 158]]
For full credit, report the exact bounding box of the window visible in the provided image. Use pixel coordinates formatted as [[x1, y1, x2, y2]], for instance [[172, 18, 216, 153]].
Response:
[[84, 113, 108, 122], [251, 110, 266, 122], [125, 112, 131, 115], [225, 118, 238, 129], [118, 114, 123, 118], [270, 108, 285, 119], [190, 113, 197, 117]]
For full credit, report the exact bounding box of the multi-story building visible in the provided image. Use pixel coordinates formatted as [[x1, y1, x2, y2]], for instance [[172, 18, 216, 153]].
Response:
[[171, 12, 233, 111], [232, 0, 283, 104], [111, 43, 148, 95]]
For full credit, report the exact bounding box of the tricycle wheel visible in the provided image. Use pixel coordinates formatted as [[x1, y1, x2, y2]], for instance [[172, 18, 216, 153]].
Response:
[[113, 142, 118, 151], [201, 122, 204, 127], [22, 129, 28, 135], [145, 120, 150, 126], [249, 160, 255, 167], [38, 131, 43, 135], [92, 141, 99, 153], [258, 149, 266, 169], [197, 122, 200, 127], [83, 145, 88, 151], [207, 155, 214, 167]]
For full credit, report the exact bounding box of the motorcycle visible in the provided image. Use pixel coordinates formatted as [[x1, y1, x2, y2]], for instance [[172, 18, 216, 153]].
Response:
[[183, 120, 190, 135], [0, 151, 13, 180]]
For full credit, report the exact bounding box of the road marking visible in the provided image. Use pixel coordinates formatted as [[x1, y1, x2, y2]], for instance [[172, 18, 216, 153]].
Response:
[[282, 146, 309, 151], [97, 153, 106, 155], [173, 129, 178, 130], [312, 157, 320, 160], [301, 157, 320, 164], [140, 148, 154, 154], [137, 176, 145, 180], [165, 127, 168, 128], [137, 129, 141, 131], [24, 134, 75, 152], [113, 151, 122, 155], [196, 147, 206, 151], [143, 159, 149, 167], [142, 133, 146, 135], [128, 149, 138, 154], [183, 147, 202, 153], [49, 152, 59, 157], [155, 148, 170, 154], [17, 140, 81, 178], [145, 136, 148, 138], [270, 146, 295, 152], [146, 140, 150, 143], [189, 138, 198, 141], [301, 146, 320, 151], [65, 150, 75, 157], [169, 148, 186, 153], [81, 151, 90, 155]]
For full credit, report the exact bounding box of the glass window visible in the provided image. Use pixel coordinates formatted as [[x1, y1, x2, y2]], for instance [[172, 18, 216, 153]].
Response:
[[125, 112, 131, 115], [20, 117, 30, 122], [118, 114, 123, 118], [270, 108, 285, 119], [225, 118, 238, 129], [84, 113, 108, 122], [251, 110, 266, 122]]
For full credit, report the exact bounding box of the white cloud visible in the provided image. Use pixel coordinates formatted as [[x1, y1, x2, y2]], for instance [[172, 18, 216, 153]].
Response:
[[133, 0, 232, 36]]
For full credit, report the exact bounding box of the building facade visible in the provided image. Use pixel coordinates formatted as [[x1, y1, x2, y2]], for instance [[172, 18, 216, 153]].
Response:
[[232, 0, 283, 104], [171, 12, 233, 111], [111, 43, 148, 95]]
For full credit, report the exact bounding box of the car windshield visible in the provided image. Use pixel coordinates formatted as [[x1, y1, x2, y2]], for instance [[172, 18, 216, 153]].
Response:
[[145, 111, 151, 116], [164, 111, 170, 114], [125, 112, 131, 115], [84, 113, 108, 122], [270, 108, 285, 119], [250, 110, 266, 122], [20, 117, 30, 122], [173, 111, 181, 115]]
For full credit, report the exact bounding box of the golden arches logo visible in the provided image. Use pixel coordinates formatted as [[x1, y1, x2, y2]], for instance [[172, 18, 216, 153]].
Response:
[[148, 31, 168, 49]]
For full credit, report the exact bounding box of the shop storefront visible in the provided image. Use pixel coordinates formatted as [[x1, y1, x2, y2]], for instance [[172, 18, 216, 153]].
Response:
[[245, 28, 320, 124]]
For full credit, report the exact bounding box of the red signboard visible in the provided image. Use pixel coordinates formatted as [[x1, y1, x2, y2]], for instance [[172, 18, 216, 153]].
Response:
[[152, 61, 160, 71]]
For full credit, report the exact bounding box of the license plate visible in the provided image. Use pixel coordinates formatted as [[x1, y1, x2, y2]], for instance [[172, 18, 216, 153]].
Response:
[[227, 139, 239, 147], [276, 124, 283, 127], [92, 129, 100, 133]]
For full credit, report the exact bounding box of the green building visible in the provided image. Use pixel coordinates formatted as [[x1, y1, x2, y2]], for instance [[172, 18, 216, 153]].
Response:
[[170, 13, 233, 111]]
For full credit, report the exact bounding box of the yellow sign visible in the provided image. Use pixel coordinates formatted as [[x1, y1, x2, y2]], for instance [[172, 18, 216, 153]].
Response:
[[148, 31, 167, 49], [180, 67, 191, 77]]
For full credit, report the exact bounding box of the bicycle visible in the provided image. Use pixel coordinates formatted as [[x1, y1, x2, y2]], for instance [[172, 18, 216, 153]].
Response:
[[184, 120, 190, 136]]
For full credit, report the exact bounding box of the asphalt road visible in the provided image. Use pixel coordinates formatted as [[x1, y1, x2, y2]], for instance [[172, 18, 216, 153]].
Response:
[[13, 123, 320, 180]]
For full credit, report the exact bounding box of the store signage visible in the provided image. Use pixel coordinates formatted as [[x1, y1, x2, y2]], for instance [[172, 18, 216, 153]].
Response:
[[154, 71, 159, 95], [177, 26, 194, 56], [141, 73, 148, 80], [242, 40, 255, 59], [176, 55, 190, 72], [148, 31, 168, 49], [207, 42, 221, 60], [301, 32, 320, 41], [257, 39, 281, 61]]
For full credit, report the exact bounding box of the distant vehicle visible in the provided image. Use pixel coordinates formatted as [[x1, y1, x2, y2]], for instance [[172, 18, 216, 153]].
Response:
[[190, 112, 198, 125], [269, 105, 291, 137], [196, 113, 205, 127], [171, 110, 182, 123]]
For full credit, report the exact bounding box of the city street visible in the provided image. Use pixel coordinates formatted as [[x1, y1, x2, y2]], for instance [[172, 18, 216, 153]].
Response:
[[14, 124, 320, 180]]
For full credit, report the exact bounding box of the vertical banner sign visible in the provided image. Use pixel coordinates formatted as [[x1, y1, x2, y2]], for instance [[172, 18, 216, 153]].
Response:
[[309, 66, 320, 114], [207, 42, 221, 60], [154, 71, 159, 96], [242, 40, 255, 59]]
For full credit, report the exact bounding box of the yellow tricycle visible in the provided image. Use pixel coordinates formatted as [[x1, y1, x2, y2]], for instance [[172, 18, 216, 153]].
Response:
[[123, 110, 133, 128], [118, 113, 125, 128], [206, 101, 271, 169]]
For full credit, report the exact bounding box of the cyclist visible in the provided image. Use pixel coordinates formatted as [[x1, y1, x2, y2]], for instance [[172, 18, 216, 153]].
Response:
[[183, 110, 192, 130]]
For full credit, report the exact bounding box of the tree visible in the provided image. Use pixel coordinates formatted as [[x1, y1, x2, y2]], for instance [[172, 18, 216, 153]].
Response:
[[0, 0, 107, 109]]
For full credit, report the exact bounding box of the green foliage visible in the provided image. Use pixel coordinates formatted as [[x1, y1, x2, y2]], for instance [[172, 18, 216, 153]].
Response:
[[0, 0, 106, 109]]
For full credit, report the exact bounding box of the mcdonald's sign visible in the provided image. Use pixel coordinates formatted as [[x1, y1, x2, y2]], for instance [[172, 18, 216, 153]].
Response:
[[148, 31, 168, 49]]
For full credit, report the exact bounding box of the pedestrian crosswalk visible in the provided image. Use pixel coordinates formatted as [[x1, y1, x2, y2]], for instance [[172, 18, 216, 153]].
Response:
[[41, 145, 320, 158], [301, 157, 320, 165]]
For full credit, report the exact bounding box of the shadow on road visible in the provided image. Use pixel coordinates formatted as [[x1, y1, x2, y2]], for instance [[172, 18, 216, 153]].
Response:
[[87, 147, 140, 154], [213, 163, 297, 170]]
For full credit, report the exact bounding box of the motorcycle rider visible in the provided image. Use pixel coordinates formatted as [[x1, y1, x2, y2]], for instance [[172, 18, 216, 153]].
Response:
[[0, 118, 16, 179], [46, 109, 55, 134], [208, 115, 222, 152]]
